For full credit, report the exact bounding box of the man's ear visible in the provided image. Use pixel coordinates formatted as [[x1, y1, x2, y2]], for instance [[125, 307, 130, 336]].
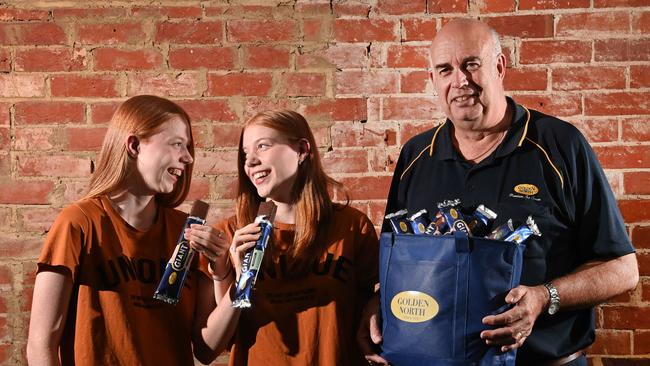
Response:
[[496, 53, 507, 81], [126, 135, 140, 158]]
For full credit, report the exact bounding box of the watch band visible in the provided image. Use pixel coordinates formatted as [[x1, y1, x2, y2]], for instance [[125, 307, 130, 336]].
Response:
[[544, 282, 561, 315]]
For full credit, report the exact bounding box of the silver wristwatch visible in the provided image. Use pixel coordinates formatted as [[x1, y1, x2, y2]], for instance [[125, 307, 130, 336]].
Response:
[[544, 282, 560, 315]]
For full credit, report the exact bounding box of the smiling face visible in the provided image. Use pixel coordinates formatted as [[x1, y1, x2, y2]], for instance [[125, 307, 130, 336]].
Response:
[[241, 124, 306, 204], [430, 19, 507, 132], [134, 116, 193, 195]]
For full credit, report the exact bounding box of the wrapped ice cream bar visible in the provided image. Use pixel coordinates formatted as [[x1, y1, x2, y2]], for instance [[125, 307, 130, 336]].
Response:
[[488, 219, 515, 240], [385, 209, 412, 234], [232, 201, 277, 309], [439, 206, 470, 234], [467, 204, 497, 237], [425, 210, 448, 235], [154, 200, 210, 305], [504, 216, 541, 244], [409, 209, 430, 234]]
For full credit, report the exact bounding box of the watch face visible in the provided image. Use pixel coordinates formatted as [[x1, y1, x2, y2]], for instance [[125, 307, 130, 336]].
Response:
[[548, 303, 559, 315]]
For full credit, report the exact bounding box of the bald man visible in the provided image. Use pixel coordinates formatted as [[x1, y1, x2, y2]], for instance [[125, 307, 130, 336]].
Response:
[[359, 19, 638, 366]]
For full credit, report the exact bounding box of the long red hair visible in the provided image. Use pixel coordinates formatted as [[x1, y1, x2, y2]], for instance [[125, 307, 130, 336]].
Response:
[[236, 110, 345, 261]]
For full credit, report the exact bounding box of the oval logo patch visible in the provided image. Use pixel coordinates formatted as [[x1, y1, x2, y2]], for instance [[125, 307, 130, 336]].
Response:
[[514, 184, 539, 196], [390, 291, 439, 323]]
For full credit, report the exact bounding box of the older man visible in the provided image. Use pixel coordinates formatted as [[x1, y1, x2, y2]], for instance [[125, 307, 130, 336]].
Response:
[[360, 18, 638, 366]]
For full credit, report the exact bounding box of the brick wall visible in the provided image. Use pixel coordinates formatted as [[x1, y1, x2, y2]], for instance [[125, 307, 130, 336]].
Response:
[[0, 1, 647, 365]]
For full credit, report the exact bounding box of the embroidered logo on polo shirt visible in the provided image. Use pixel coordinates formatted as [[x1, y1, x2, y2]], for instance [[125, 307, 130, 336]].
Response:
[[514, 184, 539, 196]]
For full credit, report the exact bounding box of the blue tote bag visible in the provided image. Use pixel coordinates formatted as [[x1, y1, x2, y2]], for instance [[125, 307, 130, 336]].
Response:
[[379, 231, 525, 366]]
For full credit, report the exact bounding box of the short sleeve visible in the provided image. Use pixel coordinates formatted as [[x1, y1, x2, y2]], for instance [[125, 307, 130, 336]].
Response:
[[37, 204, 89, 281]]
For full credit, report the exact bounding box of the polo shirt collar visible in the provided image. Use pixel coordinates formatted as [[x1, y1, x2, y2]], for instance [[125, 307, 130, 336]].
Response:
[[428, 97, 531, 160]]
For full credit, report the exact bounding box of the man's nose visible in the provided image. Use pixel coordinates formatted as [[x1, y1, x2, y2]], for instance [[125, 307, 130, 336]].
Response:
[[451, 69, 469, 88]]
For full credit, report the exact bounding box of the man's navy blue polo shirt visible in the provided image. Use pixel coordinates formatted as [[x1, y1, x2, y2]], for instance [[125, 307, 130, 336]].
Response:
[[383, 97, 635, 363]]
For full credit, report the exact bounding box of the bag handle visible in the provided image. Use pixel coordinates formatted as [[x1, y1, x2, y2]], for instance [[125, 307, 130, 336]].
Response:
[[453, 231, 470, 358]]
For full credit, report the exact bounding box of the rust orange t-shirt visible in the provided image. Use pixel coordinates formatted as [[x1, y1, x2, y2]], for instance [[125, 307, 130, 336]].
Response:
[[215, 205, 379, 366], [37, 196, 209, 366]]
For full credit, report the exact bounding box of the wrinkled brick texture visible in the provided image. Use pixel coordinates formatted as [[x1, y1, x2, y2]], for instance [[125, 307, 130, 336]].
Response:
[[0, 0, 648, 365]]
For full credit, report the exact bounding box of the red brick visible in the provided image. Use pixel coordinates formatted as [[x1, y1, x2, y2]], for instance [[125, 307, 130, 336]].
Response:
[[383, 97, 438, 120], [156, 21, 223, 44], [401, 71, 430, 93], [634, 330, 650, 354], [51, 74, 119, 98], [176, 99, 238, 123], [132, 6, 202, 18], [515, 94, 582, 116], [520, 0, 590, 9], [128, 73, 200, 97], [169, 46, 235, 70], [480, 0, 516, 12], [520, 40, 591, 64], [638, 252, 650, 276], [602, 306, 650, 329], [207, 72, 272, 96], [504, 67, 547, 91], [0, 179, 53, 204], [557, 12, 630, 37], [186, 177, 209, 201], [595, 146, 650, 169], [14, 127, 56, 151], [209, 5, 281, 18], [0, 23, 66, 45], [0, 208, 10, 230], [553, 67, 625, 91], [0, 8, 49, 21], [299, 98, 368, 122], [595, 39, 650, 62], [631, 65, 650, 88], [322, 149, 369, 174], [622, 118, 650, 142], [94, 48, 162, 71], [15, 101, 85, 125], [15, 47, 86, 72], [0, 47, 8, 72], [429, 0, 468, 13], [631, 226, 650, 249], [401, 18, 437, 41], [370, 148, 399, 174], [585, 92, 649, 116], [387, 45, 429, 68], [589, 330, 632, 355], [227, 20, 298, 42], [76, 22, 145, 45], [624, 172, 650, 195], [65, 127, 107, 151], [333, 1, 371, 16], [296, 44, 367, 70], [295, 2, 331, 15], [643, 278, 650, 302], [210, 124, 243, 148], [244, 46, 290, 69], [53, 7, 127, 19], [335, 71, 399, 95], [0, 103, 8, 126], [193, 151, 238, 175], [336, 176, 392, 200], [280, 73, 326, 97], [483, 15, 553, 38], [0, 74, 44, 97], [63, 180, 89, 203], [595, 0, 649, 7], [90, 102, 121, 124], [243, 98, 291, 120], [303, 18, 328, 42], [376, 0, 426, 14], [0, 265, 11, 285], [0, 344, 8, 363], [632, 11, 650, 34], [18, 207, 59, 233], [334, 19, 398, 42], [618, 200, 650, 223], [18, 154, 91, 177], [570, 119, 618, 143], [331, 122, 397, 148]]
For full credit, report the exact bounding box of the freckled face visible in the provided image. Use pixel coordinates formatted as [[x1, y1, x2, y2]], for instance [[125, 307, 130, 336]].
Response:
[[241, 124, 302, 204]]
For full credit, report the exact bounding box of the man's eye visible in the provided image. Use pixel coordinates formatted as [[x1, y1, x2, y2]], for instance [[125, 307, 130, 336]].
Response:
[[466, 63, 480, 71]]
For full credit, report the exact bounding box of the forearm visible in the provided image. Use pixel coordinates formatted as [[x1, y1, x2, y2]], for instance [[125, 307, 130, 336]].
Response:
[[548, 252, 638, 311], [26, 343, 61, 366]]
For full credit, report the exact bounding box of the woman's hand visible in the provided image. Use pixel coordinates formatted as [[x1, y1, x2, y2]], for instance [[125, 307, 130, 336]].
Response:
[[186, 224, 231, 279], [229, 222, 261, 279]]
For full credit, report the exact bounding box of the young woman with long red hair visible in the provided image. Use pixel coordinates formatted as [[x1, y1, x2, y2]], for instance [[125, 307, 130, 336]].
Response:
[[27, 95, 232, 365], [208, 109, 379, 365]]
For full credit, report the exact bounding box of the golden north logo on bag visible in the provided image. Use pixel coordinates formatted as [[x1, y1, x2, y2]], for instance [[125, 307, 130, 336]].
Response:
[[390, 291, 439, 323], [514, 184, 539, 196]]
